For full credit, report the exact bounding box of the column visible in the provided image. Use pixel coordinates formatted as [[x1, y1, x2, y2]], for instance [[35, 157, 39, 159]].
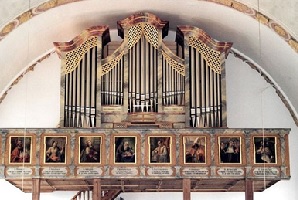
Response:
[[183, 178, 191, 200], [93, 179, 102, 200], [245, 179, 254, 200], [32, 178, 41, 200]]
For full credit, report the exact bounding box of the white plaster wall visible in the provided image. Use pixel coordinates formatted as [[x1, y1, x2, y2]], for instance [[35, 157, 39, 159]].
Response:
[[0, 52, 297, 200], [0, 53, 60, 128]]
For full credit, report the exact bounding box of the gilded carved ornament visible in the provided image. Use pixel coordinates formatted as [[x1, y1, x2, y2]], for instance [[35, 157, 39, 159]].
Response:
[[289, 39, 298, 53], [1, 22, 16, 35], [35, 0, 59, 12], [101, 50, 125, 76], [256, 13, 269, 25], [231, 1, 250, 13], [127, 23, 159, 49], [64, 36, 98, 74], [189, 36, 222, 74], [272, 24, 289, 39], [18, 11, 33, 24], [162, 50, 185, 76], [216, 0, 232, 7]]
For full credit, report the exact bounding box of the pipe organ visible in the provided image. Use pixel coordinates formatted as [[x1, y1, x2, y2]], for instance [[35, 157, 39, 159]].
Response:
[[126, 24, 160, 113], [54, 26, 110, 128], [4, 13, 291, 199], [162, 43, 185, 106], [101, 44, 124, 106], [54, 13, 232, 128], [176, 26, 232, 127]]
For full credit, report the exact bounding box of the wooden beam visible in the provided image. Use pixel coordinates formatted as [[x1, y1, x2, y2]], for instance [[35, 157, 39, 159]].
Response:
[[32, 178, 41, 200], [183, 178, 191, 200], [93, 179, 102, 200], [245, 179, 254, 200]]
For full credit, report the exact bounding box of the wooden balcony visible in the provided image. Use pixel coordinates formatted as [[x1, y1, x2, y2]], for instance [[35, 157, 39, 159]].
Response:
[[0, 127, 290, 199]]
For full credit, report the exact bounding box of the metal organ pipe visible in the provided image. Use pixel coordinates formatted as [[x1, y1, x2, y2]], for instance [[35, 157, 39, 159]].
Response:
[[64, 46, 97, 127], [128, 36, 158, 113], [189, 45, 222, 128], [162, 48, 185, 107]]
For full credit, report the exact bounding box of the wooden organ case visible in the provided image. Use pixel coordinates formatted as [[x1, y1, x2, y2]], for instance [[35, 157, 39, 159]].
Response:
[[1, 13, 290, 200], [54, 12, 232, 129]]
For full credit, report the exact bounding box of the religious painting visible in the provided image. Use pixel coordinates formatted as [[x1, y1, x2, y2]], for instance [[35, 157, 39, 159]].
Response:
[[79, 136, 101, 164], [44, 136, 66, 164], [218, 136, 241, 164], [149, 136, 172, 164], [183, 136, 206, 164], [9, 136, 32, 164], [114, 136, 136, 164], [254, 136, 277, 164]]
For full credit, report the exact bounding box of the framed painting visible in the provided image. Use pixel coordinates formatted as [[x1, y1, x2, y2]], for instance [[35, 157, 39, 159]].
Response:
[[254, 136, 277, 164], [218, 136, 242, 164], [79, 136, 102, 164], [183, 135, 206, 164], [148, 136, 172, 164], [114, 136, 136, 164], [9, 136, 32, 164], [44, 136, 67, 164]]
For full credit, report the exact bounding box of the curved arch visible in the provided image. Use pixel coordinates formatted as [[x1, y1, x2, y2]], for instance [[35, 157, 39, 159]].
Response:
[[0, 0, 297, 127], [230, 49, 298, 127], [0, 0, 297, 52], [0, 49, 55, 104]]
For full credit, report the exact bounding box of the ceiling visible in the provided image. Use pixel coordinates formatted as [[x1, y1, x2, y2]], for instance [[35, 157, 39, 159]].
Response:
[[0, 0, 298, 123]]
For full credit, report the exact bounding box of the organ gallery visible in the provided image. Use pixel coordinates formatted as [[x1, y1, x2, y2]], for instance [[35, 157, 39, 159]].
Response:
[[0, 13, 290, 200]]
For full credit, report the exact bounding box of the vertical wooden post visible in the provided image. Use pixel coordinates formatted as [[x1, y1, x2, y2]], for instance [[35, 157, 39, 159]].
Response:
[[245, 179, 254, 200], [96, 36, 102, 127], [184, 37, 190, 128], [60, 55, 66, 127], [123, 28, 129, 116], [183, 178, 191, 200], [157, 29, 163, 113], [93, 179, 102, 200], [87, 190, 90, 200], [32, 178, 41, 200]]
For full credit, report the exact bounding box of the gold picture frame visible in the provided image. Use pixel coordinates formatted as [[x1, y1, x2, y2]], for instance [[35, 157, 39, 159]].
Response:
[[113, 135, 137, 164], [218, 136, 242, 164], [253, 136, 277, 164], [182, 135, 208, 165], [8, 136, 32, 164], [78, 135, 103, 165], [146, 135, 175, 165], [42, 135, 68, 164]]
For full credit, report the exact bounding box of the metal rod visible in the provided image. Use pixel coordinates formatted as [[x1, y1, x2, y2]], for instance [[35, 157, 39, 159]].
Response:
[[162, 55, 165, 105], [74, 66, 78, 127], [70, 65, 74, 127], [65, 73, 70, 127], [94, 46, 97, 127], [89, 48, 93, 126], [79, 59, 82, 127], [84, 53, 87, 125], [219, 73, 222, 126]]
